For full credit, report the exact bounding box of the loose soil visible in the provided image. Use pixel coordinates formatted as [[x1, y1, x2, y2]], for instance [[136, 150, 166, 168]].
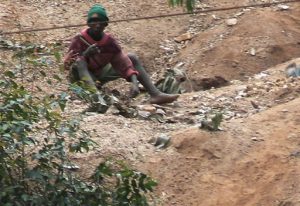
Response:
[[1, 0, 300, 205]]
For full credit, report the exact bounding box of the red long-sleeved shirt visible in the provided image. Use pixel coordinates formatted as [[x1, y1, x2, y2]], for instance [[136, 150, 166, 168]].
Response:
[[64, 28, 138, 79]]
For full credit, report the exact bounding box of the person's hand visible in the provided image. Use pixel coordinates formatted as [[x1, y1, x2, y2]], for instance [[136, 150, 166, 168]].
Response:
[[82, 44, 100, 58], [130, 83, 140, 98], [129, 74, 140, 98], [64, 50, 78, 70]]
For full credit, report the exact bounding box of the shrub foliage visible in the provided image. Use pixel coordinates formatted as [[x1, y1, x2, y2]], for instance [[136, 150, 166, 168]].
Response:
[[0, 44, 156, 206]]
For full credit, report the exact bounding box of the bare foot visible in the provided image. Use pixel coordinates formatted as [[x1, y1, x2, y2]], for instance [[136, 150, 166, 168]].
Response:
[[150, 93, 179, 104]]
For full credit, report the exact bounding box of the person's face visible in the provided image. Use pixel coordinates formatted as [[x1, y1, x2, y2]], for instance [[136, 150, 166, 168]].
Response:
[[88, 19, 106, 34], [88, 14, 107, 34]]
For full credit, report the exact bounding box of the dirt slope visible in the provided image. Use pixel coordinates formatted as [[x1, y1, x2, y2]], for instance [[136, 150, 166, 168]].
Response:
[[2, 0, 300, 82], [1, 1, 300, 206], [141, 97, 300, 205], [134, 58, 300, 205], [178, 5, 300, 85]]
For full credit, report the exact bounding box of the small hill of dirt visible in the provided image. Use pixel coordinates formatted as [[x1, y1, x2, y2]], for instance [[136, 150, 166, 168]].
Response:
[[141, 97, 300, 206], [1, 1, 300, 206], [177, 6, 300, 86], [131, 58, 300, 205]]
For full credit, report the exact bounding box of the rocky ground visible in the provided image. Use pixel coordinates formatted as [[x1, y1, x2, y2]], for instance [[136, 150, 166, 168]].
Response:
[[1, 0, 300, 205]]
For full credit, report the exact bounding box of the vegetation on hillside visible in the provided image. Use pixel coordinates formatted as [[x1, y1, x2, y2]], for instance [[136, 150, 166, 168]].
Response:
[[169, 0, 195, 11], [0, 42, 156, 206]]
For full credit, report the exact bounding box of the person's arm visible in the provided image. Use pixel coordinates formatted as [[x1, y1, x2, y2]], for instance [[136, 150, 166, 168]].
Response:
[[82, 44, 101, 58], [65, 36, 98, 92], [109, 36, 139, 79], [64, 35, 86, 70], [109, 36, 140, 97], [70, 59, 97, 93], [111, 51, 140, 97]]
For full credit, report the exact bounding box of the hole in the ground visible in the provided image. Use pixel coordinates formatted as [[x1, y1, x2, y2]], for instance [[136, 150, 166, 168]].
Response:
[[183, 76, 229, 92]]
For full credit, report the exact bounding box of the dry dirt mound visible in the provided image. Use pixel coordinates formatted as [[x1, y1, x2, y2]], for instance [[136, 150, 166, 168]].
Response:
[[141, 97, 300, 206], [177, 5, 300, 90], [1, 1, 300, 206], [2, 1, 299, 86], [136, 59, 300, 206], [180, 5, 300, 85]]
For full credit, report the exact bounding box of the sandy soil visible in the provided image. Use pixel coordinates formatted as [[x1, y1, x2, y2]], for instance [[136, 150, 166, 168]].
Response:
[[1, 0, 300, 205]]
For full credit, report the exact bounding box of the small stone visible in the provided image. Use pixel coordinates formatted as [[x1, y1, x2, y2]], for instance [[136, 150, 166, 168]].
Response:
[[288, 133, 298, 139], [250, 101, 259, 109], [73, 100, 82, 105], [156, 109, 166, 115], [136, 105, 156, 113], [192, 95, 199, 100], [234, 12, 244, 17], [159, 46, 173, 52], [290, 151, 300, 157], [212, 14, 219, 20], [63, 164, 80, 171], [174, 32, 193, 43], [250, 48, 256, 56], [232, 61, 238, 68], [153, 134, 171, 149], [277, 4, 290, 10], [226, 18, 237, 26], [254, 72, 268, 79], [138, 111, 151, 118], [237, 90, 247, 97]]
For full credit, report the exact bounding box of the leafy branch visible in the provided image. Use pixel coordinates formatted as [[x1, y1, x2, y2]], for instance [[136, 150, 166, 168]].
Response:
[[0, 41, 156, 206], [169, 0, 196, 11]]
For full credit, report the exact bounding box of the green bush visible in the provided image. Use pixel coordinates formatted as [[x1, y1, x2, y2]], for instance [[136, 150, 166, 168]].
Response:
[[0, 44, 156, 206], [169, 0, 195, 11]]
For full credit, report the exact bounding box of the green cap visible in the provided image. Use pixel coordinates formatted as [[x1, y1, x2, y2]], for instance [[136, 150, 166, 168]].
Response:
[[87, 4, 109, 23]]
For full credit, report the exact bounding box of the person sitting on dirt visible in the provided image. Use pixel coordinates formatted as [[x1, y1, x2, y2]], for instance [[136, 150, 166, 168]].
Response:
[[64, 4, 179, 105]]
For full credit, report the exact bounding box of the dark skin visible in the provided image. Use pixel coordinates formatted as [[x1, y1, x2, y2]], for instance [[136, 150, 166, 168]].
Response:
[[86, 20, 140, 97]]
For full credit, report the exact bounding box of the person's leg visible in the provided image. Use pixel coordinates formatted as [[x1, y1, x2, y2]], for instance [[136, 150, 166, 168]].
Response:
[[71, 62, 110, 113], [71, 61, 98, 92], [97, 63, 121, 84], [127, 53, 179, 104]]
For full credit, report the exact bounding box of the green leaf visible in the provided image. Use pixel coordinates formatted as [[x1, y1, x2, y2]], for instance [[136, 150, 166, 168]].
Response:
[[22, 137, 36, 145], [54, 51, 61, 62], [0, 58, 156, 205], [144, 180, 158, 192], [169, 0, 195, 11], [21, 194, 30, 202], [4, 70, 15, 78], [212, 113, 223, 130], [58, 92, 67, 111], [0, 60, 6, 67]]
